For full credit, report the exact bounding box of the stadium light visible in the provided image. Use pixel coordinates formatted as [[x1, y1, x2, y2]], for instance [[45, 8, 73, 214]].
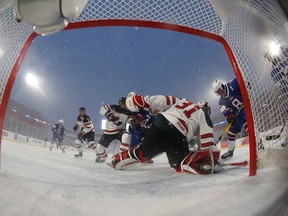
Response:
[[13, 0, 89, 36], [24, 72, 46, 96], [25, 73, 39, 89], [268, 40, 280, 56]]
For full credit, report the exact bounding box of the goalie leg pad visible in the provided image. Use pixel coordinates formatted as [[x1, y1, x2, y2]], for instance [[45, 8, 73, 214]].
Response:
[[110, 146, 152, 170], [177, 149, 220, 174], [111, 148, 139, 170]]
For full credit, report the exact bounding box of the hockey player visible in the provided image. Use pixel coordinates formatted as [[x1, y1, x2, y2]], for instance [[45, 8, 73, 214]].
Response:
[[73, 107, 95, 158], [264, 46, 288, 112], [264, 46, 288, 95], [109, 99, 221, 175], [94, 97, 133, 163], [49, 119, 65, 153], [212, 78, 248, 160], [126, 92, 180, 148]]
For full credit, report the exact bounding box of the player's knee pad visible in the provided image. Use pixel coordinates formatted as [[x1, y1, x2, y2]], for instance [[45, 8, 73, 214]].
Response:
[[177, 149, 220, 174], [228, 131, 237, 141], [96, 144, 106, 155], [88, 141, 97, 149], [95, 144, 108, 162], [75, 139, 81, 148]]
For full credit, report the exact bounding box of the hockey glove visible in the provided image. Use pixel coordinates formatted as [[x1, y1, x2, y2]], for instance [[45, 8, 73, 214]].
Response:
[[128, 118, 140, 129], [105, 111, 119, 122], [73, 125, 78, 131], [226, 113, 237, 125], [113, 120, 123, 126]]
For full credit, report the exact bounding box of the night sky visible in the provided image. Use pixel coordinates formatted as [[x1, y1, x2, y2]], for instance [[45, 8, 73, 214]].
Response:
[[11, 26, 235, 131]]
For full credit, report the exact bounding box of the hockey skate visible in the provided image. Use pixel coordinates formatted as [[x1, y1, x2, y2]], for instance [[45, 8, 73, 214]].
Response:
[[74, 150, 83, 158], [95, 153, 108, 163], [143, 159, 154, 164], [49, 146, 52, 151], [221, 148, 234, 160]]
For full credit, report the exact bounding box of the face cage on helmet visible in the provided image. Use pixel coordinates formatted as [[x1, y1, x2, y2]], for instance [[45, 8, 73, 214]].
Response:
[[119, 98, 126, 106], [215, 87, 226, 97]]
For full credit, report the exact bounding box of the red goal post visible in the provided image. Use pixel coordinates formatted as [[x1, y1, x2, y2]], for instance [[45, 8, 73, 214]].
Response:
[[0, 0, 287, 176]]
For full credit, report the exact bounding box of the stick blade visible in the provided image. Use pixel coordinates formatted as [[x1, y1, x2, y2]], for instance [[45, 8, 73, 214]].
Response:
[[221, 160, 248, 167]]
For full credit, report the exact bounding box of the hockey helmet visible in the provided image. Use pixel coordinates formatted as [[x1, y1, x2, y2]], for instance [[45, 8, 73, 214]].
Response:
[[127, 92, 136, 98], [126, 95, 145, 112], [264, 52, 280, 66], [59, 119, 64, 125], [79, 107, 86, 111], [79, 107, 86, 115], [119, 97, 126, 105], [212, 80, 226, 95], [197, 101, 211, 115]]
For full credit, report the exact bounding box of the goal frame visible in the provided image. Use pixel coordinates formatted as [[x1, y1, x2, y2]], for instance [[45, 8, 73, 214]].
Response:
[[0, 19, 257, 175]]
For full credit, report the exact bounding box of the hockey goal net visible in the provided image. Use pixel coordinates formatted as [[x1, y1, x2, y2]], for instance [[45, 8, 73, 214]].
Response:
[[0, 0, 287, 176]]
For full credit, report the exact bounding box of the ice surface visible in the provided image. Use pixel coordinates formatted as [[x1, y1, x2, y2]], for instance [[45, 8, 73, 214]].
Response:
[[0, 140, 287, 216]]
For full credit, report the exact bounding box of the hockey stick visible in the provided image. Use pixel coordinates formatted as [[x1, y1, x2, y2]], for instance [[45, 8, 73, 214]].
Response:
[[220, 160, 248, 167], [265, 124, 286, 141], [217, 107, 244, 143], [66, 141, 75, 146], [217, 122, 232, 142]]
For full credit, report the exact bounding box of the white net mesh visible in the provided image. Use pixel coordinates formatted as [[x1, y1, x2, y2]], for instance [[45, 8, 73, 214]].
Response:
[[0, 0, 287, 173]]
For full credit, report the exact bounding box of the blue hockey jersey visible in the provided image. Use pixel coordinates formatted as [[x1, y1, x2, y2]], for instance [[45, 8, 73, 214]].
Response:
[[52, 123, 65, 137], [219, 78, 244, 117], [129, 108, 156, 148]]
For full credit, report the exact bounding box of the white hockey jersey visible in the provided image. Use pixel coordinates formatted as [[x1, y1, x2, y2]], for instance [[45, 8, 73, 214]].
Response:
[[100, 105, 131, 135], [76, 114, 95, 134], [161, 99, 214, 149], [144, 95, 180, 113]]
